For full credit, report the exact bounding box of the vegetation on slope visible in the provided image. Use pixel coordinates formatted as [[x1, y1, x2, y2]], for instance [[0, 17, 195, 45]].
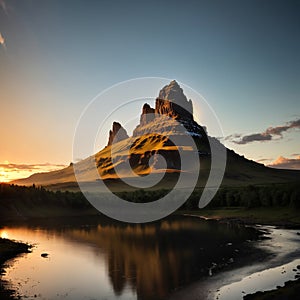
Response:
[[1, 181, 299, 224], [0, 183, 97, 221]]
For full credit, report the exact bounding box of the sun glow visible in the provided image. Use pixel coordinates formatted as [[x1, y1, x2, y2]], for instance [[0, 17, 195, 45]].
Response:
[[0, 167, 31, 183], [0, 230, 9, 239]]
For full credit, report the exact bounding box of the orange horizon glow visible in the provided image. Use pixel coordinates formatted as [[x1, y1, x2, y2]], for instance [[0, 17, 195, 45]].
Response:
[[0, 230, 9, 239], [0, 161, 67, 183]]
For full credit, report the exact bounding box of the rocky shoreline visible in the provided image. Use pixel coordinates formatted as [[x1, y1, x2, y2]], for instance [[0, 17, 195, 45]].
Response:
[[0, 238, 31, 299], [169, 223, 300, 300], [244, 277, 300, 299], [180, 208, 300, 229]]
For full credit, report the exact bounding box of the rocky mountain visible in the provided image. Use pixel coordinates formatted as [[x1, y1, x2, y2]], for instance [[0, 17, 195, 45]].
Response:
[[96, 80, 209, 180], [158, 80, 193, 118], [133, 81, 206, 139], [12, 80, 300, 190]]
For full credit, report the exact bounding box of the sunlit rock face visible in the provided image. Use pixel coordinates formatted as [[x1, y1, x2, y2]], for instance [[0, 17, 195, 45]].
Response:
[[133, 80, 203, 138], [107, 122, 129, 146], [157, 80, 193, 121]]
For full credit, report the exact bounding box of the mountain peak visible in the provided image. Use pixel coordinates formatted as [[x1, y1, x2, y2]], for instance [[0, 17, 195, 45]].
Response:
[[156, 80, 193, 120], [133, 81, 200, 137], [159, 80, 186, 103], [158, 80, 183, 104], [169, 79, 180, 87]]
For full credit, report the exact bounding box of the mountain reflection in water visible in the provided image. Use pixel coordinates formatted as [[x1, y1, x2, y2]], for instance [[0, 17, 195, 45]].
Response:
[[2, 216, 260, 300]]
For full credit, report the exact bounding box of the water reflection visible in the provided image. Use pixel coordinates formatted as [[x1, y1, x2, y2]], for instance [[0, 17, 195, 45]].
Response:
[[1, 216, 260, 300]]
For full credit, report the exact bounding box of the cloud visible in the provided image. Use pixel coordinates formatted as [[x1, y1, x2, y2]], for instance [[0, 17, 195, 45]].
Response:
[[224, 133, 241, 141], [0, 162, 67, 182], [0, 162, 66, 170], [268, 156, 300, 170], [235, 133, 272, 144], [0, 0, 8, 15], [256, 158, 272, 162], [265, 119, 300, 136], [0, 32, 6, 50], [227, 118, 300, 145]]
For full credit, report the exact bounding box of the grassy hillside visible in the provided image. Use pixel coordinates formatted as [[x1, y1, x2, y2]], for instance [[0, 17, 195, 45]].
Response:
[[12, 133, 196, 187], [223, 149, 300, 186], [12, 145, 300, 192]]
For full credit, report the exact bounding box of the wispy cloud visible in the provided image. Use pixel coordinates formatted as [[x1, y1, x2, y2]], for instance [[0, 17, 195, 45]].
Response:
[[0, 0, 8, 15], [0, 32, 6, 50], [256, 158, 272, 163], [226, 118, 300, 145], [0, 162, 66, 170], [0, 162, 67, 182], [291, 153, 300, 157], [268, 156, 300, 170]]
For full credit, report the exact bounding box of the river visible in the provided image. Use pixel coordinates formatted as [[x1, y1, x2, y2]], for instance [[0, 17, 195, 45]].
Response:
[[0, 216, 299, 300]]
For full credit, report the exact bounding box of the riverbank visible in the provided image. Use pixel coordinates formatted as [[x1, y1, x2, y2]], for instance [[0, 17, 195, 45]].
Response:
[[244, 277, 300, 299], [177, 208, 300, 299], [178, 207, 300, 228], [169, 225, 300, 300], [0, 238, 31, 299]]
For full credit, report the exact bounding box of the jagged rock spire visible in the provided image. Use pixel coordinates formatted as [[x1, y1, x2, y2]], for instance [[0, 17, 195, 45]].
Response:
[[140, 103, 155, 126], [133, 80, 200, 137], [158, 80, 193, 115], [107, 122, 129, 146], [159, 80, 185, 103], [156, 80, 193, 120]]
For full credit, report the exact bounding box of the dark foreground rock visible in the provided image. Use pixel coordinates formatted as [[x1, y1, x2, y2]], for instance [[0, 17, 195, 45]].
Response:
[[244, 278, 300, 300], [0, 238, 31, 299]]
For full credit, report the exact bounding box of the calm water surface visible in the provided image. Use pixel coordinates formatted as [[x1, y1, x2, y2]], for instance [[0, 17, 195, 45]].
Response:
[[0, 216, 260, 300]]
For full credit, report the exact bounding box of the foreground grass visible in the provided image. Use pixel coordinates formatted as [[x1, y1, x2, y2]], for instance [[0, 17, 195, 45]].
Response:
[[178, 207, 300, 227]]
